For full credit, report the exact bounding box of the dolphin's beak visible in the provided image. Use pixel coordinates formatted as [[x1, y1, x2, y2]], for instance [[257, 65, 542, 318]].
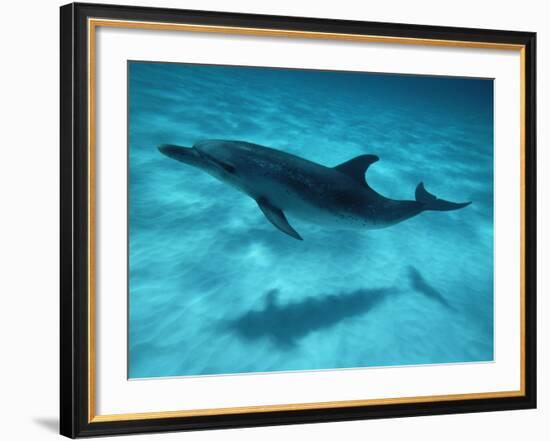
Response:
[[158, 144, 203, 166], [158, 144, 191, 158]]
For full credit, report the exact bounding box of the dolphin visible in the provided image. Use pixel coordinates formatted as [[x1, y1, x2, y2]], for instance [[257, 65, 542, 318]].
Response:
[[158, 140, 471, 240]]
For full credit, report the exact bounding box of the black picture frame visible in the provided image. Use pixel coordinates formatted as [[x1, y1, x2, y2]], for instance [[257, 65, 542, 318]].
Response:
[[60, 2, 537, 438]]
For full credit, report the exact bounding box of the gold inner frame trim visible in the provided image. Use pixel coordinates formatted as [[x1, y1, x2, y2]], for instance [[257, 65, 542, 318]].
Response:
[[87, 17, 527, 423], [91, 390, 524, 423]]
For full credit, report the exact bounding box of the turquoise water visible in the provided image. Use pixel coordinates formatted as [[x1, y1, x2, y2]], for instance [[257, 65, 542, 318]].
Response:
[[128, 61, 493, 379]]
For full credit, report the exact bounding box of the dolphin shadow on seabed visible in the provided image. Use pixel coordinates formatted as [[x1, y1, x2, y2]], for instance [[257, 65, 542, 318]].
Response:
[[224, 287, 397, 349], [225, 268, 455, 349]]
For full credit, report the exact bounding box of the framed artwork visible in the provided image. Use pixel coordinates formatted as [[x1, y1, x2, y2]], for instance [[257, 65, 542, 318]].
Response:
[[60, 2, 537, 438]]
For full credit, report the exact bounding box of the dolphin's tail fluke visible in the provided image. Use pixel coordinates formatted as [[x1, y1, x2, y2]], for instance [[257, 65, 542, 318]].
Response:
[[415, 182, 471, 211]]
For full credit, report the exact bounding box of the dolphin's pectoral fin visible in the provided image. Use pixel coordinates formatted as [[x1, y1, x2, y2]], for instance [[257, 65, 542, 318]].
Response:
[[256, 198, 303, 240], [333, 154, 379, 185]]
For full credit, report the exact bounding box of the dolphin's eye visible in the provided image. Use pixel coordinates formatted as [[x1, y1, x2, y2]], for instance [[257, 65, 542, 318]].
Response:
[[220, 162, 236, 174]]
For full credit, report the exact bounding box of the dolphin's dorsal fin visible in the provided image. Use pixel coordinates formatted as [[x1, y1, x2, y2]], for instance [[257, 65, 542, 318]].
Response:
[[334, 154, 379, 185], [256, 197, 303, 240]]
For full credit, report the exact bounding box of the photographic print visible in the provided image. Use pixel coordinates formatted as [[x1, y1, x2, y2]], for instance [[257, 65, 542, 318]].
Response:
[[128, 61, 494, 379]]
